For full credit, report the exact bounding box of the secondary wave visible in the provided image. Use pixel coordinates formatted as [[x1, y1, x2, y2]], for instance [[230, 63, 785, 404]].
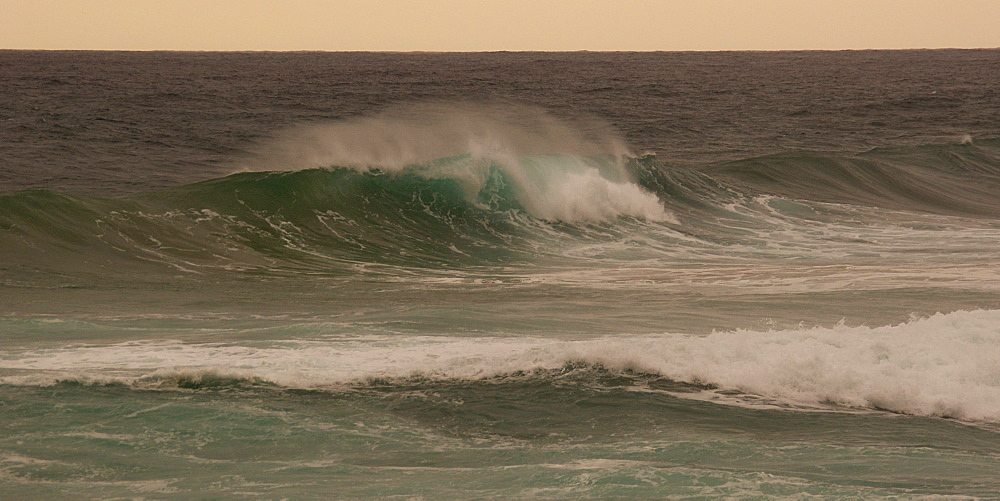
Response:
[[3, 309, 998, 422], [707, 138, 1000, 217]]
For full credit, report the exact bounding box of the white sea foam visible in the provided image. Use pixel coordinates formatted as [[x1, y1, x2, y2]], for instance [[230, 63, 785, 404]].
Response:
[[239, 102, 671, 223], [2, 309, 998, 421]]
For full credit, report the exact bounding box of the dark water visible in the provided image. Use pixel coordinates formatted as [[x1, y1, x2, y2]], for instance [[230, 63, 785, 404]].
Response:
[[2, 50, 1000, 498]]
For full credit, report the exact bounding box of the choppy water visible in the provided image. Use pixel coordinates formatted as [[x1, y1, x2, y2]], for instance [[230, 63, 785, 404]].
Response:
[[2, 50, 1000, 498]]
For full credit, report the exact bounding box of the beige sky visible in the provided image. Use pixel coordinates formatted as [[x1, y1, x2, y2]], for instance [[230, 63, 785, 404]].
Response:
[[3, 0, 999, 51]]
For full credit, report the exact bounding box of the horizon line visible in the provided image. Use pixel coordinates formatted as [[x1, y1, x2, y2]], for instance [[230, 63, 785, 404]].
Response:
[[3, 47, 1000, 53]]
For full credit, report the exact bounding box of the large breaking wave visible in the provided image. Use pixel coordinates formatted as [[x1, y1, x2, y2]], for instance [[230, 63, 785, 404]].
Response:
[[1, 103, 998, 278]]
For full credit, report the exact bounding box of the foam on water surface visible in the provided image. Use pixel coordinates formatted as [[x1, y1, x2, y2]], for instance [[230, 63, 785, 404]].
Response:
[[3, 309, 998, 422]]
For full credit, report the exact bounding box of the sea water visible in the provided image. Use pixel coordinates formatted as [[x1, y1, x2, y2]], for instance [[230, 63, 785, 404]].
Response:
[[2, 50, 999, 498]]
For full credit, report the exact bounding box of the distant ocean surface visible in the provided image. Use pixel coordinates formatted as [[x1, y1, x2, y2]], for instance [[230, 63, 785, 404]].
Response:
[[2, 50, 1000, 498]]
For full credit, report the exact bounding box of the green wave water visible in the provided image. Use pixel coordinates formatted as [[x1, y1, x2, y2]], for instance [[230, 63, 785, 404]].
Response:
[[4, 140, 998, 279]]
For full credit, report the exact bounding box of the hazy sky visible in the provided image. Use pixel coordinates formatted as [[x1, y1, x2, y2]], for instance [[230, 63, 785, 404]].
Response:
[[4, 0, 1000, 51]]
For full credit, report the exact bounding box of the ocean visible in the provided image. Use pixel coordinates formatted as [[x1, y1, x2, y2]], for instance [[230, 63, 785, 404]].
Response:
[[1, 50, 999, 498]]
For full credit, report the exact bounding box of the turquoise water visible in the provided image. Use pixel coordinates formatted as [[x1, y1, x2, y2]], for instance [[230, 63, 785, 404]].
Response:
[[4, 377, 1000, 498]]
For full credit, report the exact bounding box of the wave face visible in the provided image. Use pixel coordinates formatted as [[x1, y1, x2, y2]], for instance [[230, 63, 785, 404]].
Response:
[[0, 159, 673, 276]]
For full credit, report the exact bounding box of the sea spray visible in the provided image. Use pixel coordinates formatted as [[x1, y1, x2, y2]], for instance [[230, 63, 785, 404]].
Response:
[[243, 101, 634, 172]]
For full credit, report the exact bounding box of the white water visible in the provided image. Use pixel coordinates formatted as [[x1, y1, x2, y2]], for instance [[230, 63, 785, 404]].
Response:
[[3, 309, 998, 421]]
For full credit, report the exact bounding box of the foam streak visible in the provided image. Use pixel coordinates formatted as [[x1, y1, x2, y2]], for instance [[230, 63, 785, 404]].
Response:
[[2, 310, 998, 421]]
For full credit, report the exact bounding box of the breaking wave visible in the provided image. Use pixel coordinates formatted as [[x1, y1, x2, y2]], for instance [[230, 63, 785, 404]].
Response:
[[1, 104, 998, 278], [3, 309, 999, 422]]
